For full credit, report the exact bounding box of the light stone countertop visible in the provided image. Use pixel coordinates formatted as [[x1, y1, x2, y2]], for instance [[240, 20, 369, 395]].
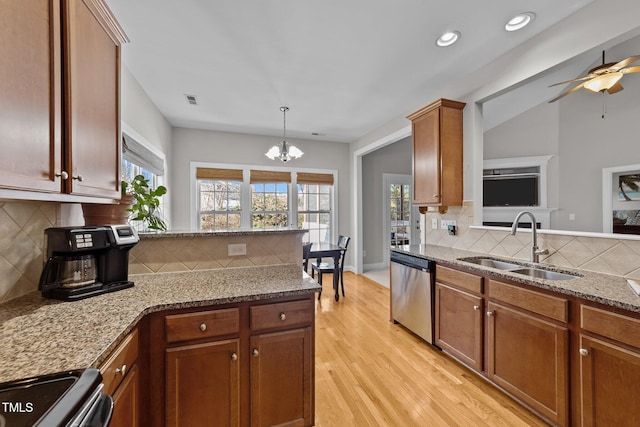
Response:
[[139, 227, 307, 239], [0, 264, 320, 384], [392, 244, 640, 313]]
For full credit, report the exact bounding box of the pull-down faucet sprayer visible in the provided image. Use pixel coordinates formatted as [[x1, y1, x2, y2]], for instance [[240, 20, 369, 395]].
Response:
[[511, 211, 549, 263]]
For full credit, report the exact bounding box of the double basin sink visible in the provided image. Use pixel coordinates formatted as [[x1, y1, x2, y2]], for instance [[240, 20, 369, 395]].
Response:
[[458, 257, 581, 281]]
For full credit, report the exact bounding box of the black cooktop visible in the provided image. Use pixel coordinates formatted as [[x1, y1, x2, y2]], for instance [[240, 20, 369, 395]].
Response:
[[0, 369, 101, 426]]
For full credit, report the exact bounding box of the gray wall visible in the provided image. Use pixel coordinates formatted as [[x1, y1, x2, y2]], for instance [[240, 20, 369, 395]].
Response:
[[362, 137, 412, 266]]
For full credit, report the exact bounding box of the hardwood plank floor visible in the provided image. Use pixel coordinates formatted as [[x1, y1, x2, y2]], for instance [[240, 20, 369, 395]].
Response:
[[314, 272, 548, 426]]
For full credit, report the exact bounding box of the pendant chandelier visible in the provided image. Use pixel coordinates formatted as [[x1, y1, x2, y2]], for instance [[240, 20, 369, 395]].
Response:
[[265, 106, 303, 162]]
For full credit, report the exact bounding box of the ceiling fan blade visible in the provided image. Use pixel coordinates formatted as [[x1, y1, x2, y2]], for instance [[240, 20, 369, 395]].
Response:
[[607, 81, 624, 94], [611, 55, 640, 70], [548, 82, 587, 103], [548, 75, 593, 87], [622, 65, 640, 74]]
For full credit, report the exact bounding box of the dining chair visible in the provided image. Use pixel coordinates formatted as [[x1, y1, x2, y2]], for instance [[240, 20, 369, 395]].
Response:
[[302, 242, 313, 273], [311, 235, 350, 300]]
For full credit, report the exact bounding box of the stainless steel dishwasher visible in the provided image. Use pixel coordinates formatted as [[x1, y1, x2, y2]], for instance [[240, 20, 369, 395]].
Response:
[[390, 251, 434, 344]]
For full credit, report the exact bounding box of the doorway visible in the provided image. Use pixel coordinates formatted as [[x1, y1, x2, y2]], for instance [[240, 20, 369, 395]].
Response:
[[383, 173, 420, 252]]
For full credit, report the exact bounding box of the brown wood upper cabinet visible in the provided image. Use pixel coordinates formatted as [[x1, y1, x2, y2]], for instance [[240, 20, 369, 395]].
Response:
[[0, 0, 126, 199], [407, 99, 465, 208]]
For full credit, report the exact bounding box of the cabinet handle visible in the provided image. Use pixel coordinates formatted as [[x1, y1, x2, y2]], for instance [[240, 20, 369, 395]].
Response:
[[486, 311, 494, 317], [72, 174, 83, 182], [115, 364, 127, 376], [252, 348, 259, 357], [279, 312, 286, 321], [56, 171, 69, 180], [231, 352, 238, 362], [473, 305, 480, 310], [432, 194, 439, 198], [199, 323, 207, 332], [579, 348, 589, 356]]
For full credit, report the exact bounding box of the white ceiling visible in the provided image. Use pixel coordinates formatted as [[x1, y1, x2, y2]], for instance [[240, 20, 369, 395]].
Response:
[[105, 0, 594, 143]]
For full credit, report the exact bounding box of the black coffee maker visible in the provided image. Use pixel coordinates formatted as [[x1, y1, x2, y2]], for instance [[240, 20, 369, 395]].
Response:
[[39, 225, 139, 301]]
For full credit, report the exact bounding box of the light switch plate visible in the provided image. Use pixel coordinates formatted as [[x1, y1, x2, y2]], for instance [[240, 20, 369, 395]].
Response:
[[431, 218, 438, 229], [228, 243, 247, 256]]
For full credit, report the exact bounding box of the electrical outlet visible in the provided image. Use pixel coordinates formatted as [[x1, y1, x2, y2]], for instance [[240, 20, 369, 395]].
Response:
[[228, 243, 247, 256], [441, 219, 456, 230], [431, 218, 438, 229]]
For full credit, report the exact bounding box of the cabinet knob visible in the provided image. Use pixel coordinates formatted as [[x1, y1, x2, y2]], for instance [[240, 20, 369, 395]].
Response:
[[579, 348, 589, 356], [72, 174, 83, 182], [432, 194, 439, 198], [252, 348, 259, 358], [115, 364, 127, 376], [231, 352, 238, 362], [56, 171, 69, 180], [279, 312, 286, 321], [486, 311, 494, 317], [473, 305, 480, 310], [199, 323, 207, 332]]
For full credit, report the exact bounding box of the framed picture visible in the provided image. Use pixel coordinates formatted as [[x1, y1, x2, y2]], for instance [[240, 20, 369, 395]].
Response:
[[618, 173, 640, 201]]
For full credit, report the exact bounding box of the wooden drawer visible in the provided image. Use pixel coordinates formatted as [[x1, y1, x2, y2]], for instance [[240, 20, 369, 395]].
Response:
[[165, 308, 240, 344], [250, 299, 313, 332], [100, 328, 139, 395], [436, 265, 483, 294], [489, 280, 568, 323], [581, 305, 640, 349]]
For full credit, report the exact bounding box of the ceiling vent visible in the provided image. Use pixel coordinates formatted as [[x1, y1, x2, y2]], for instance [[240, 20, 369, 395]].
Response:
[[185, 94, 198, 105]]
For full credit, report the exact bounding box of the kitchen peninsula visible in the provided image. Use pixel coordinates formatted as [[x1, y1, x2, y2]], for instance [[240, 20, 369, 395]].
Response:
[[0, 227, 319, 426]]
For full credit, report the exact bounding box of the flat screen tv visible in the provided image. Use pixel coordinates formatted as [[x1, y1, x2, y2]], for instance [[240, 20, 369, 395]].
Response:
[[483, 176, 538, 207]]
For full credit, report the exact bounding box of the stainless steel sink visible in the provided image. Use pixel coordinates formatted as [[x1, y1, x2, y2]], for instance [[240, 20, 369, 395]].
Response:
[[510, 267, 579, 281], [459, 257, 522, 270]]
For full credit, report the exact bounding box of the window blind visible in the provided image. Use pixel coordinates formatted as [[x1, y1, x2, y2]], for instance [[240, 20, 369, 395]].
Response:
[[122, 133, 165, 176], [296, 172, 334, 186], [196, 167, 244, 181], [250, 170, 292, 183]]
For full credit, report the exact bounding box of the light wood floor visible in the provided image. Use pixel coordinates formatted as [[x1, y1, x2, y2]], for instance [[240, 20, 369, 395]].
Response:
[[314, 272, 548, 427]]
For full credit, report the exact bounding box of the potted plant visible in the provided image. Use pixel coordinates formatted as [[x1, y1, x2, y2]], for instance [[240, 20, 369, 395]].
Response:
[[123, 174, 168, 231]]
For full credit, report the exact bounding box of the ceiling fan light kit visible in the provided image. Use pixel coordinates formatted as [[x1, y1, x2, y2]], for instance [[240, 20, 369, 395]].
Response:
[[265, 106, 304, 162], [583, 72, 623, 93]]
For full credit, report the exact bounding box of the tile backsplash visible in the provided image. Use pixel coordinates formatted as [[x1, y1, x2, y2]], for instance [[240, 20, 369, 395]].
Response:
[[425, 201, 640, 280]]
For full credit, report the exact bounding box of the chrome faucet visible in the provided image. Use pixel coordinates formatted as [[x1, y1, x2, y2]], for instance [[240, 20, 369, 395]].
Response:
[[511, 211, 549, 263]]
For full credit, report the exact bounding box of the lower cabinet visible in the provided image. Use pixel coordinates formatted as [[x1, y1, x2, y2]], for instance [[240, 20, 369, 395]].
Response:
[[99, 328, 139, 427], [578, 305, 640, 427], [151, 296, 315, 427]]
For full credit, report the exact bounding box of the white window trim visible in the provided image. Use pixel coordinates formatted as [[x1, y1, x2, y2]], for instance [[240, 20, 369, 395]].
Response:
[[190, 162, 338, 241]]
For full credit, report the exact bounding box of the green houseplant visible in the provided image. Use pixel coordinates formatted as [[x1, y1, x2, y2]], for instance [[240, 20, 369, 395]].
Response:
[[122, 174, 168, 231]]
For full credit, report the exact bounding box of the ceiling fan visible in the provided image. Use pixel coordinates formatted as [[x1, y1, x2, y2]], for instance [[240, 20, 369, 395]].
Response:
[[548, 51, 640, 103]]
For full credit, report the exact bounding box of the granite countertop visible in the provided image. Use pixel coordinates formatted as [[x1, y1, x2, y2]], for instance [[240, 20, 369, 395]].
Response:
[[392, 244, 640, 313], [139, 227, 307, 238], [0, 264, 320, 383]]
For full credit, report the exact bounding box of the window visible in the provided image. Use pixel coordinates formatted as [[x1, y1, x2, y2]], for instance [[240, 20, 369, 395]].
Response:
[[251, 183, 289, 228], [196, 168, 243, 230], [298, 184, 332, 242], [389, 184, 410, 246]]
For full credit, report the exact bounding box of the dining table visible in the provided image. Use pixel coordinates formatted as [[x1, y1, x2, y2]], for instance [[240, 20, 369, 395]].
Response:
[[308, 242, 346, 301]]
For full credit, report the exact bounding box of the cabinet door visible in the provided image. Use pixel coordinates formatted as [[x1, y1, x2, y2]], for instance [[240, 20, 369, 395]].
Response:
[[63, 0, 121, 198], [0, 0, 62, 193], [166, 339, 240, 427], [250, 328, 313, 427], [435, 283, 483, 370], [579, 334, 640, 427], [487, 302, 568, 426], [110, 364, 138, 427], [412, 108, 440, 205]]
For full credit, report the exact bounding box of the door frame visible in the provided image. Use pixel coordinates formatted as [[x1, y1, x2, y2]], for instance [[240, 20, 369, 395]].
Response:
[[382, 173, 420, 266]]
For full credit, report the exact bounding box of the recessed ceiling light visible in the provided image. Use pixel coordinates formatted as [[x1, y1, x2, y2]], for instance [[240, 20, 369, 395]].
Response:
[[436, 31, 461, 47], [505, 12, 535, 32]]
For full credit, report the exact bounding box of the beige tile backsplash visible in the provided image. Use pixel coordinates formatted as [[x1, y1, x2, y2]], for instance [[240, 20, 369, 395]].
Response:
[[2, 199, 640, 303], [425, 201, 640, 280]]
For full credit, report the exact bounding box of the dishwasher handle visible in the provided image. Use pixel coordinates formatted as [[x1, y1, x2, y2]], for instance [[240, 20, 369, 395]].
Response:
[[390, 251, 433, 272]]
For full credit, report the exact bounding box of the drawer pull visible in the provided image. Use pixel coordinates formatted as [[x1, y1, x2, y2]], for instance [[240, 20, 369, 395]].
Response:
[[73, 174, 83, 182], [55, 171, 69, 180], [279, 312, 286, 321], [473, 305, 480, 310], [199, 323, 207, 332], [115, 365, 127, 376], [252, 348, 259, 358], [231, 352, 238, 362], [579, 348, 589, 356]]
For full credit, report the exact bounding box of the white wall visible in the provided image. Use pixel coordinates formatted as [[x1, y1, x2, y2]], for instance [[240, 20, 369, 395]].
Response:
[[362, 137, 412, 265], [170, 127, 351, 257]]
